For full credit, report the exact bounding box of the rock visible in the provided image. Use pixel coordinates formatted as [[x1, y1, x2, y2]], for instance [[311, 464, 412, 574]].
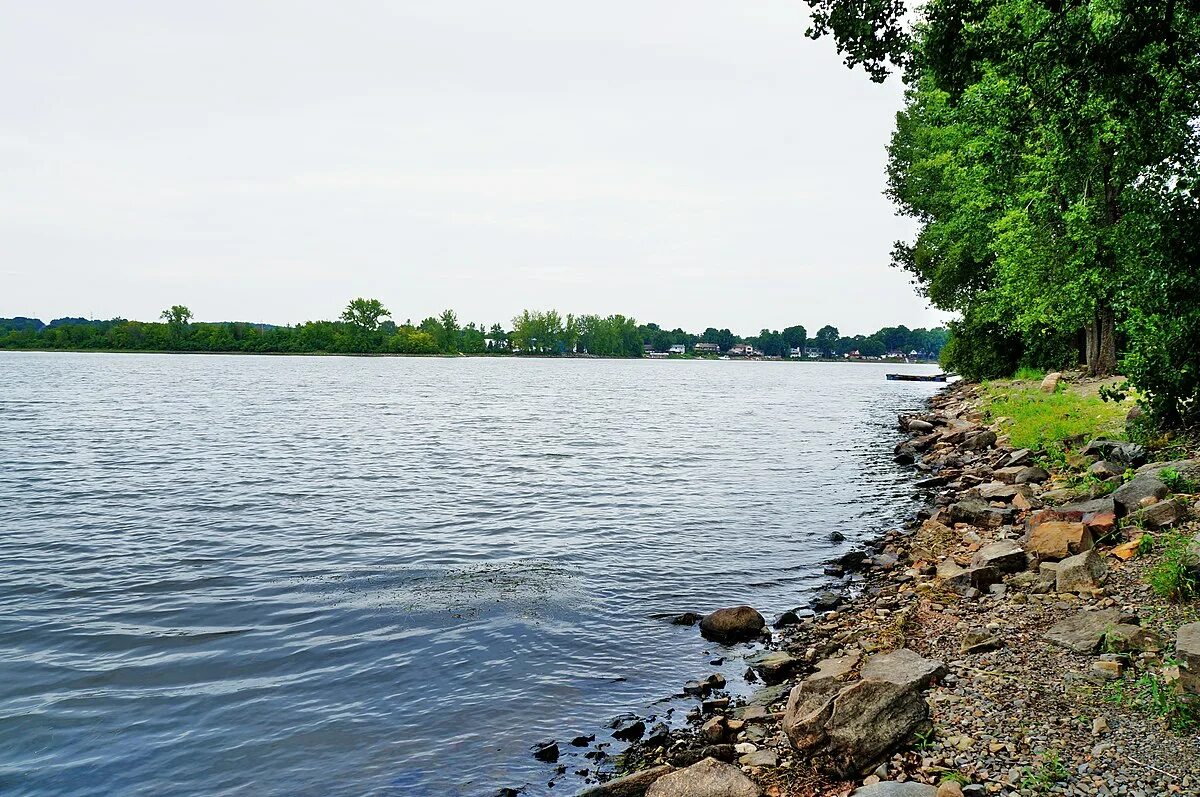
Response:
[[1104, 624, 1165, 653], [947, 499, 1005, 527], [610, 715, 647, 741], [1055, 496, 1116, 516], [829, 530, 847, 542], [1081, 439, 1147, 466], [973, 482, 1024, 501], [993, 466, 1026, 484], [813, 591, 844, 611], [1005, 448, 1034, 467], [700, 717, 725, 743], [748, 650, 802, 685], [644, 757, 762, 797], [894, 441, 918, 464], [532, 740, 559, 762], [1177, 623, 1200, 694], [961, 430, 997, 451], [1055, 549, 1107, 593], [969, 539, 1028, 573], [1044, 608, 1137, 654], [1084, 511, 1116, 539], [699, 606, 765, 643], [783, 649, 943, 777], [571, 734, 595, 746], [1127, 497, 1187, 529], [578, 765, 676, 797], [851, 782, 938, 796], [1089, 460, 1126, 480], [908, 419, 935, 433], [1137, 459, 1200, 483], [1111, 475, 1168, 516], [671, 612, 703, 626], [738, 749, 776, 767], [937, 784, 965, 797], [1040, 372, 1062, 392], [1015, 465, 1051, 484], [960, 630, 1003, 654], [1025, 521, 1093, 561]]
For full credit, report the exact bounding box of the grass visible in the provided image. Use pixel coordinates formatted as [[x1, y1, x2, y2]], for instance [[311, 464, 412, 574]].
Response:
[[979, 379, 1130, 451], [1019, 750, 1069, 792], [1147, 530, 1199, 601], [1105, 671, 1200, 734], [1013, 366, 1046, 381]]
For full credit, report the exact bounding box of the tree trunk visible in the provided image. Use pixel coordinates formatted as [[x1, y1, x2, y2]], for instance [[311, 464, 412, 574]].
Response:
[[1085, 306, 1117, 376]]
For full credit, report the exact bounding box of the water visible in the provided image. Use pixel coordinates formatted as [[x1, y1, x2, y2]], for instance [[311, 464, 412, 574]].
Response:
[[0, 352, 942, 796]]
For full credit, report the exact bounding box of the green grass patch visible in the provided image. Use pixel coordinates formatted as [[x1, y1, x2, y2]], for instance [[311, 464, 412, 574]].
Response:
[[1013, 366, 1046, 381], [979, 381, 1129, 451], [1148, 530, 1199, 602]]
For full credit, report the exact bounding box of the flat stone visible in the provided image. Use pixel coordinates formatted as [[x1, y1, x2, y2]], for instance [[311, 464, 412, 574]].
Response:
[[1055, 497, 1116, 516], [645, 757, 762, 797], [852, 782, 938, 796], [970, 539, 1028, 573], [947, 499, 1006, 527], [975, 482, 1024, 501], [1015, 465, 1051, 484], [747, 650, 802, 685], [737, 749, 776, 768], [1127, 497, 1187, 529], [1089, 460, 1126, 480], [860, 648, 947, 690], [1104, 624, 1164, 653], [1081, 439, 1147, 465], [579, 765, 676, 796], [1044, 608, 1138, 654]]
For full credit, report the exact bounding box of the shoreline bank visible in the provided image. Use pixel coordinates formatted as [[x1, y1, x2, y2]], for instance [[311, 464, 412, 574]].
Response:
[[552, 377, 1199, 797]]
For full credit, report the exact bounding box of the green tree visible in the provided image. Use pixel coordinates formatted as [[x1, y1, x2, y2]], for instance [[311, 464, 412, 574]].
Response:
[[815, 325, 840, 357], [340, 298, 390, 331], [160, 305, 193, 327], [437, 309, 460, 353]]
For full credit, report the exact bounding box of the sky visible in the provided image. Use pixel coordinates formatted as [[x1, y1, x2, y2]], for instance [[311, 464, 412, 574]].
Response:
[[1, 1, 950, 336]]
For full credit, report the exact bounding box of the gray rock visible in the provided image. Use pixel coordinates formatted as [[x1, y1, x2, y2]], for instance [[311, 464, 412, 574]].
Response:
[[1137, 459, 1200, 483], [1054, 496, 1116, 516], [1111, 475, 1168, 516], [961, 430, 997, 451], [783, 649, 943, 777], [813, 591, 844, 611], [1044, 608, 1138, 654], [644, 757, 762, 797], [579, 765, 676, 797], [1015, 465, 1051, 484], [1104, 624, 1165, 653], [969, 539, 1028, 573], [1005, 448, 1034, 467], [1081, 439, 1147, 466], [974, 482, 1024, 501], [851, 784, 938, 797], [1127, 497, 1187, 529], [907, 419, 935, 433], [747, 650, 802, 685], [1055, 549, 1107, 593], [699, 606, 765, 643], [737, 749, 776, 767], [1089, 460, 1126, 480], [1040, 372, 1063, 392], [947, 499, 1006, 527]]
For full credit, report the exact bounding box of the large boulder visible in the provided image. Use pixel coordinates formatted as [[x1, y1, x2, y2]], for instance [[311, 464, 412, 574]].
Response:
[[1044, 608, 1138, 654], [1025, 521, 1093, 561], [644, 757, 761, 797], [1040, 372, 1062, 392], [1111, 475, 1168, 516], [579, 765, 676, 796], [1177, 623, 1200, 695], [699, 606, 765, 643], [783, 649, 944, 777], [961, 430, 997, 451]]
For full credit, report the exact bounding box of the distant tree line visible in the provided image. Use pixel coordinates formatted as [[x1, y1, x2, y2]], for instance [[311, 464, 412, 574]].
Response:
[[0, 300, 947, 360]]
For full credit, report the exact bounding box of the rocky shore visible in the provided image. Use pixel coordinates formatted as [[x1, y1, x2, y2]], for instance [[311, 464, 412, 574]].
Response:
[[548, 379, 1200, 797]]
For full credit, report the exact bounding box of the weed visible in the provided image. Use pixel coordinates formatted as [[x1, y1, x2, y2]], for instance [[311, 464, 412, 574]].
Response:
[[1159, 466, 1199, 494], [939, 771, 970, 786], [1013, 366, 1046, 382], [1138, 533, 1156, 555], [1132, 672, 1200, 733], [1020, 750, 1069, 791], [913, 727, 937, 752], [1147, 530, 1199, 601]]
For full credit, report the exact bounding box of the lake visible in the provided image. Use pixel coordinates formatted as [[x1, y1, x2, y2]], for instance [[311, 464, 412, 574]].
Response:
[[0, 352, 942, 796]]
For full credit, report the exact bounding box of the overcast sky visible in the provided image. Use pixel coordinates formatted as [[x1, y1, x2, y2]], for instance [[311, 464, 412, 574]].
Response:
[[1, 1, 949, 335]]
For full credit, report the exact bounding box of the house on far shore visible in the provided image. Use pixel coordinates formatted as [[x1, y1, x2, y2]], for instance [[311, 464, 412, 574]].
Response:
[[693, 342, 720, 354], [789, 347, 803, 358], [846, 349, 863, 359], [668, 344, 686, 355], [728, 343, 762, 357], [645, 350, 669, 359], [804, 347, 821, 359]]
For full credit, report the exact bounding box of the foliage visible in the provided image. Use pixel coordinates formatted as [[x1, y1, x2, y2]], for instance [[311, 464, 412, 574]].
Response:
[[979, 382, 1128, 451], [805, 0, 1200, 417], [340, 298, 390, 331], [1019, 750, 1069, 792], [1105, 672, 1200, 733], [1147, 531, 1199, 602]]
